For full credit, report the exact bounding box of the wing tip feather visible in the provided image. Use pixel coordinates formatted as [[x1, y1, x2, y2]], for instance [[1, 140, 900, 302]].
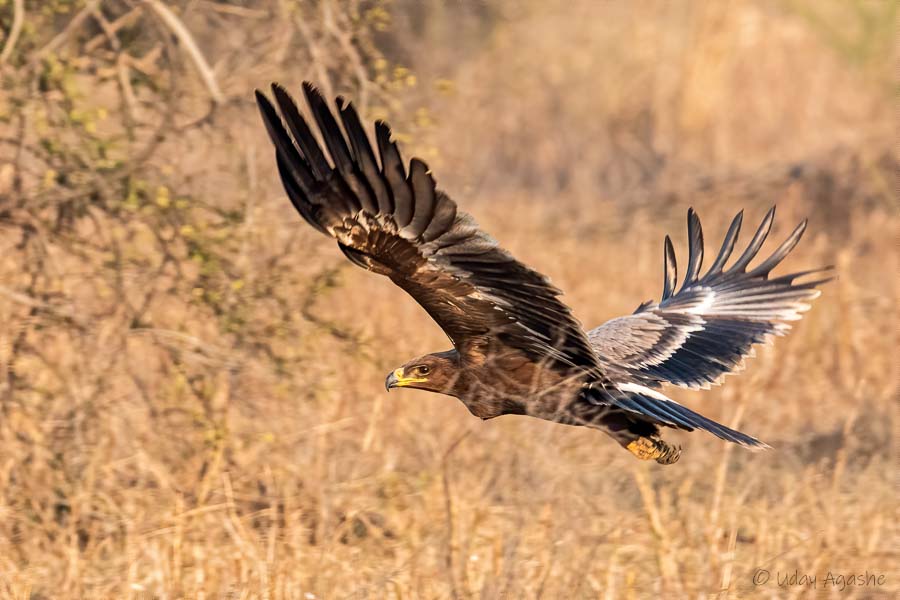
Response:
[[679, 207, 704, 291], [302, 80, 319, 96], [742, 438, 773, 451], [662, 235, 677, 301]]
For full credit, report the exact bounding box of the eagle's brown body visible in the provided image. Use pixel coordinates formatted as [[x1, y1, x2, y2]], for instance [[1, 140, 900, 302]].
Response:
[[448, 351, 572, 420], [256, 82, 830, 464]]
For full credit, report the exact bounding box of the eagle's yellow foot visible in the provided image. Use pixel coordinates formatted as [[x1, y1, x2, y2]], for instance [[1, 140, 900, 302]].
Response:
[[626, 436, 682, 465]]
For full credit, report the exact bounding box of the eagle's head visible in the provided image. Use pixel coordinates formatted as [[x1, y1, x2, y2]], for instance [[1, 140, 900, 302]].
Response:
[[385, 350, 461, 396]]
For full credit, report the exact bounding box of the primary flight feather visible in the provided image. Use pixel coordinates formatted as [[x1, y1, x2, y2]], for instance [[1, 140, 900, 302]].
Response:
[[256, 82, 831, 464]]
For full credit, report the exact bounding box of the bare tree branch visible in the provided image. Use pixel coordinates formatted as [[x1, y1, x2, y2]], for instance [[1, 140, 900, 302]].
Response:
[[0, 0, 24, 65], [143, 0, 225, 105]]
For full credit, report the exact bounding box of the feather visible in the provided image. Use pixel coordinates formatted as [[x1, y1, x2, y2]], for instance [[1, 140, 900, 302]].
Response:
[[679, 208, 704, 292], [255, 90, 315, 193], [402, 159, 436, 239], [704, 210, 743, 279], [303, 83, 353, 173], [747, 219, 807, 278], [610, 384, 769, 447], [276, 154, 327, 233], [337, 98, 392, 215], [375, 121, 411, 226], [303, 86, 375, 214], [271, 84, 331, 179], [662, 235, 677, 301], [729, 206, 775, 273], [422, 192, 458, 242]]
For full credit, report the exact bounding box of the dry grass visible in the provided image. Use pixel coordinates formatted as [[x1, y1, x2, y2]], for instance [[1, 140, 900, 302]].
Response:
[[0, 1, 897, 598]]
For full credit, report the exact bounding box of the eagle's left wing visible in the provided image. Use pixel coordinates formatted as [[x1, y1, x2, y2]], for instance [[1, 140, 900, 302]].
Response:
[[588, 208, 832, 390], [255, 82, 603, 376]]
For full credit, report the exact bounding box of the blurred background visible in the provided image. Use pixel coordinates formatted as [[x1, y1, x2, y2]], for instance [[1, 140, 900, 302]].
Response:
[[0, 0, 896, 597]]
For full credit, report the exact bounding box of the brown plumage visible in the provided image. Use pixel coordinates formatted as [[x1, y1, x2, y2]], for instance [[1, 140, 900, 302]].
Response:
[[256, 82, 831, 464]]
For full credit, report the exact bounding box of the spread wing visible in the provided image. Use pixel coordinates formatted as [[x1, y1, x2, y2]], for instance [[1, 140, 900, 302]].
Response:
[[256, 82, 601, 374], [588, 208, 832, 389]]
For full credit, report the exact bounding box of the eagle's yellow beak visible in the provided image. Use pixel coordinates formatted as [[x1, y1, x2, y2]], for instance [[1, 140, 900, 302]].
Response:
[[385, 368, 427, 391]]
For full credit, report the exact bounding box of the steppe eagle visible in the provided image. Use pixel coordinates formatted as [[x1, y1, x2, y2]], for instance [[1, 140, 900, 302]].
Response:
[[255, 82, 830, 464]]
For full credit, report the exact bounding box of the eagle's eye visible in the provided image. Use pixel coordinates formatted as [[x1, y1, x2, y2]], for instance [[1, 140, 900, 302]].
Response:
[[416, 365, 430, 376]]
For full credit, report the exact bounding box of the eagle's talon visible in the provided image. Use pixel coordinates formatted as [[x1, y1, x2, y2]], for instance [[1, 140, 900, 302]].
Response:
[[626, 437, 681, 465]]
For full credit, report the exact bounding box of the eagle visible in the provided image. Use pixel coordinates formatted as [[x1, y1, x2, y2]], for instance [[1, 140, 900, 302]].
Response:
[[255, 82, 831, 464]]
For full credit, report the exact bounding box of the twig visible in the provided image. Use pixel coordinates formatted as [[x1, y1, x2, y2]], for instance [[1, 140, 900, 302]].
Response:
[[31, 0, 100, 64], [300, 264, 370, 351], [87, 3, 121, 51], [441, 429, 472, 600], [0, 284, 85, 328], [128, 327, 239, 368], [197, 0, 268, 19], [116, 54, 140, 124], [84, 6, 142, 53], [143, 0, 224, 104], [632, 465, 683, 595], [708, 404, 744, 535], [129, 45, 164, 79], [114, 46, 162, 126], [0, 0, 24, 65], [293, 7, 332, 97], [322, 0, 369, 109]]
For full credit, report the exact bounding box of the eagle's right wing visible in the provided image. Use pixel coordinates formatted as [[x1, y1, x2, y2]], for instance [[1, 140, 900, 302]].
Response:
[[588, 208, 832, 390], [256, 83, 601, 375]]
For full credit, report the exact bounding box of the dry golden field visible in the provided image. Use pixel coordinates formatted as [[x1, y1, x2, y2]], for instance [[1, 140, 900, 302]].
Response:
[[0, 1, 897, 598]]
